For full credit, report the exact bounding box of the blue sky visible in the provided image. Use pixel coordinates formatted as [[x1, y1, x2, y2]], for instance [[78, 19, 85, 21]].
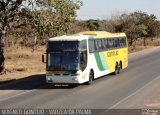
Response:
[[77, 0, 160, 20]]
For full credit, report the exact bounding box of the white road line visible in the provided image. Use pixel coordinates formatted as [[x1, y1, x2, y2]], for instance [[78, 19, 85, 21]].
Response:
[[0, 90, 35, 102], [1, 47, 160, 106], [100, 75, 160, 115], [110, 75, 160, 109], [0, 85, 47, 102]]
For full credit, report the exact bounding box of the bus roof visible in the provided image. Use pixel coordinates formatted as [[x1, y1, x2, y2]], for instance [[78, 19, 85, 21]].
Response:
[[79, 31, 126, 38], [48, 31, 126, 42], [48, 35, 90, 41]]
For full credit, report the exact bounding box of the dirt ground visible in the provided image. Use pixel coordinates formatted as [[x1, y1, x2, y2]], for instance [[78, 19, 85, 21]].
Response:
[[0, 38, 159, 82], [0, 45, 45, 82]]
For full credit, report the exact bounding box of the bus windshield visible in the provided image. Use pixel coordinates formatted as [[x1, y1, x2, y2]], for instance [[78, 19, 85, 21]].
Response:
[[47, 41, 79, 52], [47, 41, 80, 71]]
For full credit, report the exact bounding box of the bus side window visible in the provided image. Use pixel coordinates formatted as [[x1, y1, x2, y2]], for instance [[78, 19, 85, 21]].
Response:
[[109, 39, 113, 49], [123, 37, 127, 47], [80, 51, 87, 71], [105, 39, 107, 49], [89, 40, 95, 52], [80, 40, 87, 71], [95, 40, 98, 51], [80, 40, 87, 50], [102, 39, 106, 50], [98, 40, 102, 50], [121, 38, 124, 47], [113, 38, 116, 48], [120, 37, 125, 47], [108, 39, 111, 49], [115, 38, 118, 48], [117, 38, 120, 48], [119, 38, 122, 47], [95, 40, 101, 51]]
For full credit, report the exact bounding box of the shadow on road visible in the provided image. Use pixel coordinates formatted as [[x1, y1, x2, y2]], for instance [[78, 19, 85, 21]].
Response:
[[0, 74, 78, 90], [0, 71, 119, 90]]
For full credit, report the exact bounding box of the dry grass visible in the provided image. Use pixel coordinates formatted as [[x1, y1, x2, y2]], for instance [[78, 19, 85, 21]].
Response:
[[128, 38, 160, 53], [4, 46, 45, 73], [0, 46, 46, 82], [0, 38, 160, 82]]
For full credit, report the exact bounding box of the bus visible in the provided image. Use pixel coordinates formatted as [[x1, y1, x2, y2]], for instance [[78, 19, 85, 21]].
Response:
[[42, 31, 128, 84]]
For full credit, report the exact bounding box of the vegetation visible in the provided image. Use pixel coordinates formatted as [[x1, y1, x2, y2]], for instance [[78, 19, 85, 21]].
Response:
[[1, 1, 160, 74], [0, 0, 82, 73], [114, 11, 160, 46], [71, 11, 160, 46]]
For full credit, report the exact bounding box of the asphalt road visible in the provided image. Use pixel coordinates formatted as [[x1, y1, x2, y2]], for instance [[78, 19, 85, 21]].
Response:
[[0, 47, 160, 112]]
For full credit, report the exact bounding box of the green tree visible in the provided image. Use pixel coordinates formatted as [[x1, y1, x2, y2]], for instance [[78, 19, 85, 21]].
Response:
[[114, 11, 160, 46], [0, 0, 26, 72], [33, 0, 82, 38], [86, 19, 101, 31], [0, 0, 82, 73]]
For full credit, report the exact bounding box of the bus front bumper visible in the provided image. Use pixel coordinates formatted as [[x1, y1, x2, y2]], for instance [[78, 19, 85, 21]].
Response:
[[46, 75, 85, 84]]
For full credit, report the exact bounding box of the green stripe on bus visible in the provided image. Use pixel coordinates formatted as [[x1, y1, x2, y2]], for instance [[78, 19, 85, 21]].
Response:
[[99, 52, 108, 69], [94, 53, 105, 71]]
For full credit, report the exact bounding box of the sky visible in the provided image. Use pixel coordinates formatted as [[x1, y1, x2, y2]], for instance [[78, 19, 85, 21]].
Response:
[[77, 0, 160, 20]]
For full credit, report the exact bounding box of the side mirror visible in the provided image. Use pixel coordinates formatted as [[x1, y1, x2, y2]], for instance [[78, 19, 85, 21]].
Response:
[[42, 53, 46, 63]]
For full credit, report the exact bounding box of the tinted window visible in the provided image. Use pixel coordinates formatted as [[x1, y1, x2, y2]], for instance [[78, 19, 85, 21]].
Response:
[[80, 40, 87, 50], [122, 37, 127, 47], [47, 41, 79, 52], [119, 37, 126, 47], [80, 51, 87, 71], [95, 40, 102, 50], [108, 39, 113, 48], [101, 39, 106, 49], [89, 39, 95, 52], [114, 38, 118, 48], [47, 51, 80, 71]]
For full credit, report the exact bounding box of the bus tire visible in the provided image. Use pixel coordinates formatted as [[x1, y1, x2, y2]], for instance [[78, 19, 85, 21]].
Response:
[[87, 70, 94, 85], [120, 61, 122, 69], [114, 63, 120, 75]]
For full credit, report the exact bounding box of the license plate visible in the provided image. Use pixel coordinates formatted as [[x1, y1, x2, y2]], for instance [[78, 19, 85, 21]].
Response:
[[54, 84, 69, 87], [54, 71, 65, 74]]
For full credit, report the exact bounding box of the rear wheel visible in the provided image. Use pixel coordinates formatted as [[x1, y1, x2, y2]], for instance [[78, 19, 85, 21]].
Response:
[[87, 70, 94, 85], [120, 61, 122, 69], [114, 63, 120, 75]]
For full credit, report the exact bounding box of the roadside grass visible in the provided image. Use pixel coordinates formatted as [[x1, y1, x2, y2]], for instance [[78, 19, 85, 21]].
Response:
[[129, 38, 160, 53], [0, 38, 160, 82], [0, 45, 45, 82]]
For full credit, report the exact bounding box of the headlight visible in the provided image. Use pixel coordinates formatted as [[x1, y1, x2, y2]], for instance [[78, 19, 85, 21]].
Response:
[[71, 71, 81, 76]]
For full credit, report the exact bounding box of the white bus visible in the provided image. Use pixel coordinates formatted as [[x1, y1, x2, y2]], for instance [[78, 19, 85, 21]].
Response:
[[42, 31, 128, 84]]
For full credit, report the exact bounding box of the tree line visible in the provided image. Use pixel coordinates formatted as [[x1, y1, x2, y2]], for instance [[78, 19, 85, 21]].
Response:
[[5, 11, 160, 47], [71, 11, 160, 46], [1, 0, 160, 73]]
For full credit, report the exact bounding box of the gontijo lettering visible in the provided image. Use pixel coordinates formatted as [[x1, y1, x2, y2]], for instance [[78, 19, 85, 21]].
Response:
[[107, 51, 118, 57]]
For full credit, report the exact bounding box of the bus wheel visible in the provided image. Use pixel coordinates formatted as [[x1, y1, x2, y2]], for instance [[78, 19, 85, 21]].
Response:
[[114, 63, 120, 75], [87, 70, 94, 85]]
